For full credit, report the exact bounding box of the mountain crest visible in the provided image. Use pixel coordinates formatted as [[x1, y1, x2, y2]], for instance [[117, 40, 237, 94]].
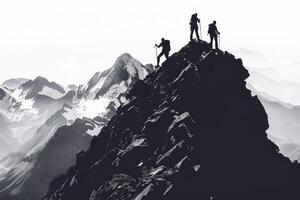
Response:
[[44, 40, 300, 200], [77, 53, 148, 100]]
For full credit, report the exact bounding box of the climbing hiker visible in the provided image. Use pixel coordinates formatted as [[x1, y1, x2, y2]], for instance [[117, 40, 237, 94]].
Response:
[[155, 38, 171, 66], [208, 20, 220, 49], [190, 13, 201, 41]]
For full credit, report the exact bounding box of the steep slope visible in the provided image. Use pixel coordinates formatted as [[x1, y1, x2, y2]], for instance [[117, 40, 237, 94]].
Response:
[[44, 41, 300, 200]]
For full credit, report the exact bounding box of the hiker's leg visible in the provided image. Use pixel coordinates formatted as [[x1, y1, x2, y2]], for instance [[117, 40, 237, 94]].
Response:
[[165, 52, 169, 60], [157, 51, 164, 66], [214, 36, 218, 49], [190, 28, 194, 41], [210, 35, 213, 48], [195, 28, 200, 41]]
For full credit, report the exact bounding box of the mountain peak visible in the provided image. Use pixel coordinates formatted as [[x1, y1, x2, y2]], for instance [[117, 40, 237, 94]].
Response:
[[94, 53, 145, 98], [35, 76, 48, 82], [44, 40, 300, 200], [119, 52, 133, 60], [20, 76, 66, 100], [77, 53, 147, 100]]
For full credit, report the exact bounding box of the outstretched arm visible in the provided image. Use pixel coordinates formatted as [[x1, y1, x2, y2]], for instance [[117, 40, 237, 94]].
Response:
[[156, 42, 162, 48]]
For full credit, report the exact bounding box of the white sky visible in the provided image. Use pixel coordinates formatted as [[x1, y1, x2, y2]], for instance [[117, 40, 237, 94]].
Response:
[[0, 0, 299, 85]]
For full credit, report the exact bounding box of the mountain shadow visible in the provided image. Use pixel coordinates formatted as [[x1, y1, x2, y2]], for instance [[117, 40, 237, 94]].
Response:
[[43, 40, 300, 200]]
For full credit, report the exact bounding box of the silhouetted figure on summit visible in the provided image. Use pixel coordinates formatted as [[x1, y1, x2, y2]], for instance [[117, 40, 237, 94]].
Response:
[[208, 21, 220, 49], [190, 13, 201, 42], [155, 38, 171, 66]]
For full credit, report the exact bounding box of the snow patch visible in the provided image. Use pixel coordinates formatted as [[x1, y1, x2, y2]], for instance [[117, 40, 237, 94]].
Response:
[[74, 98, 110, 119], [86, 124, 102, 136], [62, 106, 78, 125], [39, 86, 65, 99]]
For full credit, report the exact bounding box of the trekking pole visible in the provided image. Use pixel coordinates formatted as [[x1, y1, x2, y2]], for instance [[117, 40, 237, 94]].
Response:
[[199, 21, 202, 40], [218, 33, 221, 49], [154, 45, 158, 64]]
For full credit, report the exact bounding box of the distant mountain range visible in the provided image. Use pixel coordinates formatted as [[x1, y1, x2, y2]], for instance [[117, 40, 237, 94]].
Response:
[[43, 41, 300, 200], [1, 47, 299, 199], [0, 53, 153, 200], [239, 50, 300, 161]]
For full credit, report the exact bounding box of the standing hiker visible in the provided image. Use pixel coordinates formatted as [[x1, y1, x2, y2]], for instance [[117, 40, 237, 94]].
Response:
[[190, 13, 201, 42], [155, 38, 171, 66], [208, 20, 220, 49]]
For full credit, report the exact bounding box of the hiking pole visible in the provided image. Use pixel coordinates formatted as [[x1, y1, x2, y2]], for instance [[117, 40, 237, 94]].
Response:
[[154, 45, 158, 58], [154, 45, 158, 65], [199, 21, 202, 40], [218, 33, 221, 49]]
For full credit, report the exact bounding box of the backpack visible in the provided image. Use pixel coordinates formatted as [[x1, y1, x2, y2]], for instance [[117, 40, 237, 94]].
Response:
[[208, 24, 214, 35], [190, 14, 198, 26], [164, 40, 171, 52]]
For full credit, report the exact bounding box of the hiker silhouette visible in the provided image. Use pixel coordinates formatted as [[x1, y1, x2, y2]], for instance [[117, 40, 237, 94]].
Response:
[[190, 13, 201, 42], [155, 38, 171, 66], [208, 21, 220, 49]]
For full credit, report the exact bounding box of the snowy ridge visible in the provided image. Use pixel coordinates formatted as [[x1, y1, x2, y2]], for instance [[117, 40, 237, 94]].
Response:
[[39, 86, 66, 99], [0, 53, 152, 200]]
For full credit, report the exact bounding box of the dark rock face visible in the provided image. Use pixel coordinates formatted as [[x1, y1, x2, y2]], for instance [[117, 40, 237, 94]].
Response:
[[0, 88, 6, 100], [44, 41, 300, 200]]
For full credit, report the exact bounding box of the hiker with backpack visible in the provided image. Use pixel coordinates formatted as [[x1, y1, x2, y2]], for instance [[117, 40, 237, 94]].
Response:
[[190, 13, 201, 42], [208, 20, 220, 49], [155, 38, 171, 66]]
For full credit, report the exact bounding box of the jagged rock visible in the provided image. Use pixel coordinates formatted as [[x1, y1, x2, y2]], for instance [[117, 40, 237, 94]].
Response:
[[0, 88, 6, 100], [44, 41, 300, 200]]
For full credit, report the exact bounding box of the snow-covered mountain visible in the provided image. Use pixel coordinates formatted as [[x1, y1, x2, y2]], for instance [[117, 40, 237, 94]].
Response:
[[73, 53, 150, 121], [1, 78, 29, 91], [0, 78, 69, 155], [17, 76, 68, 101], [0, 53, 152, 200], [0, 117, 93, 200], [77, 53, 147, 100]]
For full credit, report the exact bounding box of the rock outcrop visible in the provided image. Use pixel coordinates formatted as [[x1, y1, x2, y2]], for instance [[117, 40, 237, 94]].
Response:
[[44, 41, 300, 200]]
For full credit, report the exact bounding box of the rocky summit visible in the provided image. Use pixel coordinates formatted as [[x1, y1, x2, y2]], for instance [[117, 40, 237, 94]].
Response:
[[43, 41, 300, 200]]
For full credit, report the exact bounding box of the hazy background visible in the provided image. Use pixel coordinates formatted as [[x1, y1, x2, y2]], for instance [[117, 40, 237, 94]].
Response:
[[0, 0, 299, 85]]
